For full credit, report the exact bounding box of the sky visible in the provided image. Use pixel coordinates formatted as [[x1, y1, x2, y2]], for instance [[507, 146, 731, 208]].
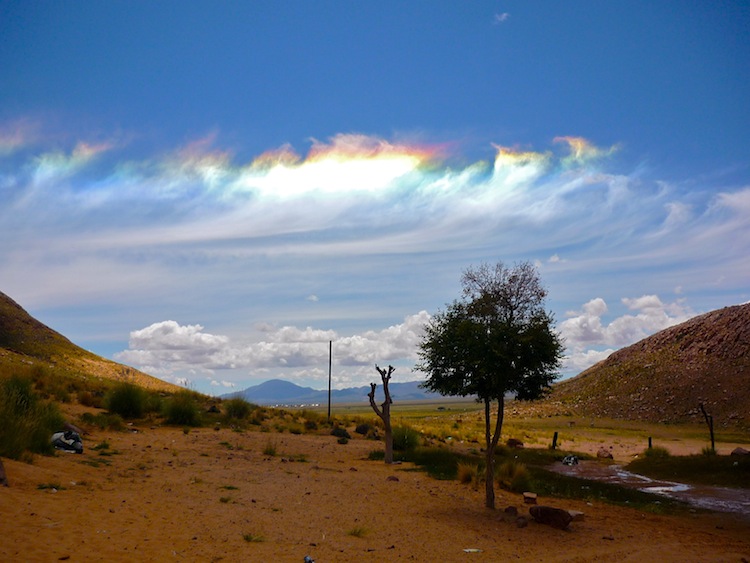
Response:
[[1, 2, 748, 395]]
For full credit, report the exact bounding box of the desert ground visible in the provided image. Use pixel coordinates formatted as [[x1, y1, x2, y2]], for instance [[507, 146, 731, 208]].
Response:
[[1, 412, 749, 563]]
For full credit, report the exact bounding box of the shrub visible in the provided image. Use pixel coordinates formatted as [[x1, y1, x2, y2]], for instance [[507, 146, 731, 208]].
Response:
[[105, 383, 146, 419], [80, 411, 125, 431], [163, 392, 202, 426], [78, 390, 103, 408], [644, 446, 671, 460], [331, 426, 351, 439], [392, 425, 421, 452], [355, 423, 372, 435], [496, 459, 531, 492], [457, 462, 483, 488], [262, 440, 277, 456], [0, 375, 65, 459], [224, 397, 254, 420]]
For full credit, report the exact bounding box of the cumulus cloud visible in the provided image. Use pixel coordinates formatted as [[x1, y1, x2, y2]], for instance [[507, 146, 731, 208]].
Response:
[[559, 295, 695, 373], [114, 312, 430, 388]]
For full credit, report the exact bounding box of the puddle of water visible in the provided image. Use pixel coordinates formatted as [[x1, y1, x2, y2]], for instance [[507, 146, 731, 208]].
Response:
[[548, 460, 750, 517]]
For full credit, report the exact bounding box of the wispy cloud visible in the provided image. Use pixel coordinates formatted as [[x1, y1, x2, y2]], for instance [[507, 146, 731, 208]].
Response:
[[493, 12, 510, 24], [2, 123, 748, 392]]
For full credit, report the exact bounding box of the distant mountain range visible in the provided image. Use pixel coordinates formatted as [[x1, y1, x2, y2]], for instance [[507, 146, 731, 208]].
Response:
[[224, 378, 442, 406]]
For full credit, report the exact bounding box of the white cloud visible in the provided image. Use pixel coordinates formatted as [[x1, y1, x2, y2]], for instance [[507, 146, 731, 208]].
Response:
[[559, 295, 695, 374], [493, 12, 510, 24], [114, 312, 431, 389]]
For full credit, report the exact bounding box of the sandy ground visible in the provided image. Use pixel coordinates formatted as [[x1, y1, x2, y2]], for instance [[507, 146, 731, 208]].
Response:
[[1, 423, 748, 562]]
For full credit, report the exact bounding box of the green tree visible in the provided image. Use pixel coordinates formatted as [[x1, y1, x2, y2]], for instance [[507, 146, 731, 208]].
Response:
[[418, 261, 564, 509]]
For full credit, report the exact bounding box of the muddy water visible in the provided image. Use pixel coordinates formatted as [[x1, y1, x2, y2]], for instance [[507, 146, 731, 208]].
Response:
[[548, 460, 750, 517]]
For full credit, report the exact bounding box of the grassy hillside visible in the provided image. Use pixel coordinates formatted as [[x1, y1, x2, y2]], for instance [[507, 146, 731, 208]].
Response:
[[0, 290, 180, 393], [551, 303, 750, 429]]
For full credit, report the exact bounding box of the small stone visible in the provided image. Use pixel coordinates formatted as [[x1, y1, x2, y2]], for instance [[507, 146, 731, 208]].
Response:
[[504, 506, 518, 516], [523, 492, 537, 504], [386, 476, 399, 482], [516, 516, 528, 528], [568, 510, 585, 522]]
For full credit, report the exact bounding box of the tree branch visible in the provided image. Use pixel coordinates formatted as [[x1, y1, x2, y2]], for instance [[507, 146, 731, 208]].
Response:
[[368, 383, 383, 419]]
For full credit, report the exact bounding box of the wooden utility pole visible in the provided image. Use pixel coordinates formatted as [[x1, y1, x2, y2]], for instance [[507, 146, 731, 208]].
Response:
[[327, 340, 332, 422]]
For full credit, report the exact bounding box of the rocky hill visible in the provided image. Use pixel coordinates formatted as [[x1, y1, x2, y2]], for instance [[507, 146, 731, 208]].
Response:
[[551, 303, 750, 429], [0, 290, 180, 393]]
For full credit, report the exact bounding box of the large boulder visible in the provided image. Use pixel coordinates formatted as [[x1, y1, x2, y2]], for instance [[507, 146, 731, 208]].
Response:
[[529, 505, 573, 530]]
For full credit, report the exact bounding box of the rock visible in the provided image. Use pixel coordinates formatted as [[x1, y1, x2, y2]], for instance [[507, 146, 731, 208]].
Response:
[[597, 447, 614, 459], [529, 505, 573, 530], [504, 506, 518, 516], [506, 438, 524, 449], [386, 476, 399, 482], [568, 510, 585, 522], [731, 447, 749, 456], [516, 516, 528, 528], [523, 492, 537, 504]]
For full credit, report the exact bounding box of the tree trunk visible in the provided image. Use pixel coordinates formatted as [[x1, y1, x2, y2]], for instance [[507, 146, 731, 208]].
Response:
[[483, 396, 505, 509], [383, 418, 393, 464], [369, 365, 395, 464], [484, 398, 494, 508]]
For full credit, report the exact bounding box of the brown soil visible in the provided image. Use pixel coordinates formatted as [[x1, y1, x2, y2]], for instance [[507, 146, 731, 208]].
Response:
[[1, 423, 748, 562]]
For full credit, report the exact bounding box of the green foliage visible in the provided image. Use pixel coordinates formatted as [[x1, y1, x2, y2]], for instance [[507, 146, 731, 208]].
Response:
[[105, 382, 147, 419], [242, 533, 264, 543], [355, 423, 372, 435], [163, 392, 202, 426], [392, 425, 421, 452], [644, 446, 671, 460], [223, 397, 255, 420], [331, 426, 351, 439], [418, 262, 564, 402], [0, 375, 65, 459]]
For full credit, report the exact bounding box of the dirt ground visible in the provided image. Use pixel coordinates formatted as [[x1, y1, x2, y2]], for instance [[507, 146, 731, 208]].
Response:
[[1, 423, 748, 562]]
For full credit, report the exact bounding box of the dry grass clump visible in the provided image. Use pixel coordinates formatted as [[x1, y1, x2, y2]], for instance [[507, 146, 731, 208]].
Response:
[[456, 462, 484, 490], [496, 459, 531, 493]]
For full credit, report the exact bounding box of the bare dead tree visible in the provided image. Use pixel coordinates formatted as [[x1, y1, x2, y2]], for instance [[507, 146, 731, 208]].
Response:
[[368, 364, 395, 464], [699, 402, 715, 453]]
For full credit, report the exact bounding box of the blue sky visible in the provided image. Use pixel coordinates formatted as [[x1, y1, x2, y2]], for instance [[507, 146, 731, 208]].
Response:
[[1, 2, 748, 395]]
